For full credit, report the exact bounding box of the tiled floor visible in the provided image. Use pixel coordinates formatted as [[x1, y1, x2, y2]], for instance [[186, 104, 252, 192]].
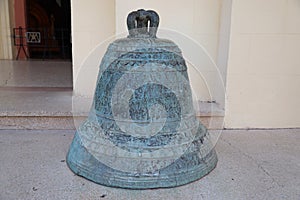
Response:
[[0, 60, 74, 129], [0, 60, 72, 88]]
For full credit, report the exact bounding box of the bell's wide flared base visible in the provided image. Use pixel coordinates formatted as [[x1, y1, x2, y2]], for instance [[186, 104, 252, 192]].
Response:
[[66, 132, 218, 189]]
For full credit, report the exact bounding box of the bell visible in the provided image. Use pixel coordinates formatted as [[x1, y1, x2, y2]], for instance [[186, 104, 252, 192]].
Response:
[[67, 9, 217, 189]]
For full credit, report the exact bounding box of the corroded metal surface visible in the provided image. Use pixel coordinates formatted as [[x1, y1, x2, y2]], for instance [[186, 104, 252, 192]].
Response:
[[67, 9, 217, 189]]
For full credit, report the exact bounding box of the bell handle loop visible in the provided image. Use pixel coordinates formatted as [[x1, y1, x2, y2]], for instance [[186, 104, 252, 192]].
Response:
[[127, 9, 159, 38]]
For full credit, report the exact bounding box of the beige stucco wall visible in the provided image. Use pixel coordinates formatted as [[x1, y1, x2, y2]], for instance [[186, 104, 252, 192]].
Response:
[[71, 0, 115, 95], [225, 0, 300, 128]]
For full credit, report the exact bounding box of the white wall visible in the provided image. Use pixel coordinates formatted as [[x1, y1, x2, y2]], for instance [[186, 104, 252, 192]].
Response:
[[225, 0, 300, 128], [71, 0, 115, 96], [215, 0, 232, 108]]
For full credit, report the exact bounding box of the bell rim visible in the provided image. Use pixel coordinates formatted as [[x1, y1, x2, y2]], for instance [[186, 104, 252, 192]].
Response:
[[66, 140, 218, 189]]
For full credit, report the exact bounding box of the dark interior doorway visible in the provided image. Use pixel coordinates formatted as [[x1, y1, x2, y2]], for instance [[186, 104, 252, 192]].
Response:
[[26, 0, 71, 59]]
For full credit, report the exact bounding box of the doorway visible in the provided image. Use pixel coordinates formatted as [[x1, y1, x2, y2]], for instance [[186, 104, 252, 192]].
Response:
[[25, 0, 71, 59]]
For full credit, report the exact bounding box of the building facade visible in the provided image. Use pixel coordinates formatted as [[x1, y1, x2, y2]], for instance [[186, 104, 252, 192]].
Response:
[[1, 0, 299, 128]]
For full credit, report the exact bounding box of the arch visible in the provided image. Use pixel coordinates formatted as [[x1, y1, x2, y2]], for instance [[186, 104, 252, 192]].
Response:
[[27, 2, 49, 28]]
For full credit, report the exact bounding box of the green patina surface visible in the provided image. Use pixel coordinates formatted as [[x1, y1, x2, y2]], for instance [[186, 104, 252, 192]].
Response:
[[67, 9, 217, 189]]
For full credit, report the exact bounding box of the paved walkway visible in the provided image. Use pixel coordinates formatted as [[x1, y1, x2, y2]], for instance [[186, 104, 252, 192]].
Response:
[[0, 129, 299, 200]]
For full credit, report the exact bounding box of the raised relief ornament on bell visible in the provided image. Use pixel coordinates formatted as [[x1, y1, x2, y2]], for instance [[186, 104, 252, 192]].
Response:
[[67, 9, 218, 189]]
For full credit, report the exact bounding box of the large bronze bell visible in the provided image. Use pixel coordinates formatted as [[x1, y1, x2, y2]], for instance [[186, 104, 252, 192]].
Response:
[[67, 9, 217, 189]]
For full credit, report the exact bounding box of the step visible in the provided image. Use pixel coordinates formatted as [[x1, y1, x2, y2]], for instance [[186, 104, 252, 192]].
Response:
[[0, 88, 74, 130], [0, 88, 224, 130]]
